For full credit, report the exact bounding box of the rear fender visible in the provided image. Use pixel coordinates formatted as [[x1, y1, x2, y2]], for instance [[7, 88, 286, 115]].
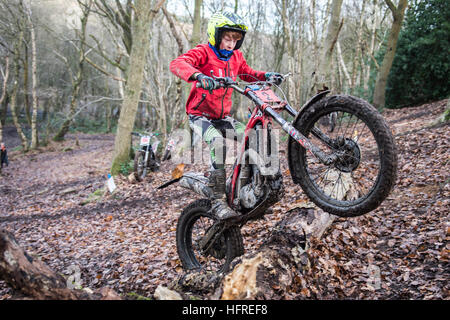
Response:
[[157, 172, 213, 199], [287, 90, 330, 184]]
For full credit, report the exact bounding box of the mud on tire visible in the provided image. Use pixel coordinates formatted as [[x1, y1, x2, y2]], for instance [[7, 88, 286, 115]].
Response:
[[133, 150, 146, 181]]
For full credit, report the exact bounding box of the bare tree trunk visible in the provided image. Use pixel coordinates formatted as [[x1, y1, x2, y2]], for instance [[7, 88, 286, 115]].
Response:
[[111, 0, 166, 175], [93, 0, 133, 57], [17, 0, 31, 128], [168, 207, 336, 299], [372, 0, 408, 108], [0, 229, 121, 300], [162, 5, 185, 113], [310, 0, 319, 86], [156, 66, 168, 144], [220, 208, 334, 299], [0, 56, 9, 143], [11, 30, 29, 152], [335, 47, 343, 92], [22, 44, 32, 127], [336, 41, 351, 89], [278, 0, 297, 104], [0, 93, 8, 127], [296, 0, 305, 105], [104, 66, 112, 133], [364, 0, 380, 94]]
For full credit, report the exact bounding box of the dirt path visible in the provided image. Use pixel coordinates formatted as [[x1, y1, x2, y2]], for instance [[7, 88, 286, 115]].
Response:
[[0, 100, 448, 300]]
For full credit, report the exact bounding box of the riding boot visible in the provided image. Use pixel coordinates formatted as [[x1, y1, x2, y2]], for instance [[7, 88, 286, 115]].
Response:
[[208, 168, 239, 220]]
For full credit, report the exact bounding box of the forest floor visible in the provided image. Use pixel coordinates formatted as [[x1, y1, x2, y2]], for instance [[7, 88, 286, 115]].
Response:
[[0, 99, 448, 300]]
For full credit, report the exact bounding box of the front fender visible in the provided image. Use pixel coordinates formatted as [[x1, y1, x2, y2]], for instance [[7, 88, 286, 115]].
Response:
[[287, 90, 330, 184]]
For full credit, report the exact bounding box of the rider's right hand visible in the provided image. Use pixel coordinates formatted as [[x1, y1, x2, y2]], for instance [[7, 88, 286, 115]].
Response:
[[264, 72, 284, 85], [196, 74, 220, 93]]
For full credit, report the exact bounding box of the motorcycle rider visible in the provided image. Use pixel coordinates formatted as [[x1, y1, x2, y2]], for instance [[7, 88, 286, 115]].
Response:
[[170, 11, 283, 220]]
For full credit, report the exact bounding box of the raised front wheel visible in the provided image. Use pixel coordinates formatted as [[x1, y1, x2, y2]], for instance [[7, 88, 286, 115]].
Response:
[[289, 95, 397, 217]]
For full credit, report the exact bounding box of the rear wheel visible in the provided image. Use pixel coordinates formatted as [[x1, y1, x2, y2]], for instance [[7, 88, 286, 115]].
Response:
[[176, 199, 243, 273], [162, 148, 171, 161], [289, 95, 397, 217], [133, 150, 147, 181]]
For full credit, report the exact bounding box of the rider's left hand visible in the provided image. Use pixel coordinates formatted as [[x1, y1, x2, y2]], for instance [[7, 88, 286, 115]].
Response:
[[265, 72, 284, 85]]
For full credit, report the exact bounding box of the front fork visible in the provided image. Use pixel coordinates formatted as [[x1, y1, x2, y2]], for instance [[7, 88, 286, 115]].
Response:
[[243, 89, 338, 166], [143, 145, 150, 174]]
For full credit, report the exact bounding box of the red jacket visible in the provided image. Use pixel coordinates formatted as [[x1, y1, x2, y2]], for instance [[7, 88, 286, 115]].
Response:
[[170, 44, 266, 119]]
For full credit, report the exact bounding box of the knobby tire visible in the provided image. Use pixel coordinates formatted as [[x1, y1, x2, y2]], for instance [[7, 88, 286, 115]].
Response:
[[289, 95, 397, 217]]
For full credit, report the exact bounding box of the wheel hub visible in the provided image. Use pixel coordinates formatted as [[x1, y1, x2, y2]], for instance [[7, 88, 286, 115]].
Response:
[[334, 138, 361, 172]]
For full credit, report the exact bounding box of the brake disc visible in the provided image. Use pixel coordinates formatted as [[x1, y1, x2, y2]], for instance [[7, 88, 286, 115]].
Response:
[[334, 138, 361, 173]]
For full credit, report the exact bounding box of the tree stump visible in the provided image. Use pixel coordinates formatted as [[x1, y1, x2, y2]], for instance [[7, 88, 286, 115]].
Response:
[[169, 207, 335, 299], [0, 229, 121, 300]]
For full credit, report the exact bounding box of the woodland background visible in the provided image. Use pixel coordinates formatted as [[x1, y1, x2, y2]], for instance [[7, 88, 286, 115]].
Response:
[[0, 0, 449, 301]]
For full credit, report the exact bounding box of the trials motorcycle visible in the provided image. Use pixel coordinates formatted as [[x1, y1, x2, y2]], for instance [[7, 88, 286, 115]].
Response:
[[159, 73, 397, 272]]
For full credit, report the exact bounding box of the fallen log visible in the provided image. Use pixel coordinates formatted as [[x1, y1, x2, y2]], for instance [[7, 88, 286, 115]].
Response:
[[168, 206, 335, 300], [0, 229, 121, 300]]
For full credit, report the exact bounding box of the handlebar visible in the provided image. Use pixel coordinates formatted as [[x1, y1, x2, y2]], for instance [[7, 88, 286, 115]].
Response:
[[195, 72, 291, 92], [193, 72, 297, 129], [132, 131, 159, 137]]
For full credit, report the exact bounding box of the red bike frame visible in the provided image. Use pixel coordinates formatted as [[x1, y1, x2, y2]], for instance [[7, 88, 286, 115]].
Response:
[[228, 105, 270, 205], [198, 76, 337, 208]]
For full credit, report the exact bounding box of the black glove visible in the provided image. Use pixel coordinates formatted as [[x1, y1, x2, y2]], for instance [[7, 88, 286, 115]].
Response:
[[265, 72, 284, 85], [197, 74, 220, 93]]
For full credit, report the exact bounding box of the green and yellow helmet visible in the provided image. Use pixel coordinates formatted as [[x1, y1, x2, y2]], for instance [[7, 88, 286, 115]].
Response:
[[207, 11, 248, 50]]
